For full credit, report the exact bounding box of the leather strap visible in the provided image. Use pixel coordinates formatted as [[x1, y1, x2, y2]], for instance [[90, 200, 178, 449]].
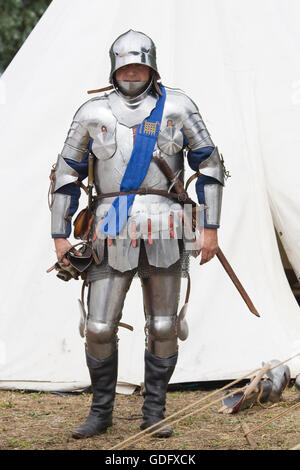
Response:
[[184, 272, 191, 305], [185, 171, 200, 191], [92, 189, 196, 206], [74, 180, 89, 195], [48, 163, 57, 210], [87, 85, 114, 94]]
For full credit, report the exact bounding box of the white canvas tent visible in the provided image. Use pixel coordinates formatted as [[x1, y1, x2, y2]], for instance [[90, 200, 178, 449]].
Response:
[[0, 0, 300, 393]]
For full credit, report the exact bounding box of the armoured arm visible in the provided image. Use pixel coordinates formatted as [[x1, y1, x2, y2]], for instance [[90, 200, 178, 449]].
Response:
[[51, 107, 90, 238], [182, 97, 225, 228]]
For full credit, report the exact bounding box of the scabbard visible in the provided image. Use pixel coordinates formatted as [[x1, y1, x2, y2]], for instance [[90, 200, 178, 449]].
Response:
[[217, 249, 260, 317]]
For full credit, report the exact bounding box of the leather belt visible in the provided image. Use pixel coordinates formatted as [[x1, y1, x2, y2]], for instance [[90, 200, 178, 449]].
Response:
[[92, 189, 196, 206]]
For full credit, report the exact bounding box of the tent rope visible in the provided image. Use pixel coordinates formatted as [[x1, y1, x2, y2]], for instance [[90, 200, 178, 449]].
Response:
[[110, 352, 300, 450], [110, 383, 250, 450], [243, 401, 300, 437]]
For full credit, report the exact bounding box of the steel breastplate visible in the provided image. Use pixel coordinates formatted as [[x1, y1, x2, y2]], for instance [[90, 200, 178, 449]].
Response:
[[87, 91, 186, 195], [86, 88, 189, 228], [107, 87, 158, 128], [93, 121, 184, 194]]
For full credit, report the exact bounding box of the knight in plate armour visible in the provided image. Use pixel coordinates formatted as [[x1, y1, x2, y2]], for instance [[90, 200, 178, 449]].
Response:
[[50, 30, 226, 439]]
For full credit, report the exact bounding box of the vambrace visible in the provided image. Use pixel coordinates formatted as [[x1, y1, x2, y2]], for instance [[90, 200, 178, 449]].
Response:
[[51, 154, 88, 238], [51, 187, 81, 238], [196, 147, 225, 228], [182, 101, 226, 228], [201, 184, 223, 227], [51, 193, 72, 237], [50, 103, 90, 238]]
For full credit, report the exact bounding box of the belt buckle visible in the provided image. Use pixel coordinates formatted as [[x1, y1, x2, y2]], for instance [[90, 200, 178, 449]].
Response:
[[178, 193, 187, 202]]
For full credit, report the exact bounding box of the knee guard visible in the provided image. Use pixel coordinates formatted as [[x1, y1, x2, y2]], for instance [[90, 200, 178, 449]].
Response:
[[145, 315, 178, 358], [86, 320, 118, 360]]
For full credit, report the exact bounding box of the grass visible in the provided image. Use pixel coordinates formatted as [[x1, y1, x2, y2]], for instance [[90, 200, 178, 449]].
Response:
[[0, 388, 299, 450]]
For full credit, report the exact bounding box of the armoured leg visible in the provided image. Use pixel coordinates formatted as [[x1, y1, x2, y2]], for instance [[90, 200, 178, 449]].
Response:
[[73, 272, 134, 439], [142, 272, 181, 358], [140, 272, 181, 437], [86, 273, 135, 360]]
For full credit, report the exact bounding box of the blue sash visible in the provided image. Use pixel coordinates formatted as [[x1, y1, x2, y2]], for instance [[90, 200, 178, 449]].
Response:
[[98, 85, 166, 237]]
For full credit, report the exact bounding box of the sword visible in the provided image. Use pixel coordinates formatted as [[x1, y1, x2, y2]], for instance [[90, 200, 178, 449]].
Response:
[[152, 152, 260, 318]]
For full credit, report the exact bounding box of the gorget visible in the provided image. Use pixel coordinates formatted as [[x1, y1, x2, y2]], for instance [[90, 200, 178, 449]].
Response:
[[107, 83, 158, 128]]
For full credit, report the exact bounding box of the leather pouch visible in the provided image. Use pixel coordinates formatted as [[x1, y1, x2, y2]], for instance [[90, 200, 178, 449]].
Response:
[[73, 207, 94, 240]]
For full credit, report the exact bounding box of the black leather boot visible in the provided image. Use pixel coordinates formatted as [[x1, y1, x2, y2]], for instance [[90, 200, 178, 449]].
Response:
[[72, 349, 118, 439], [140, 349, 178, 438]]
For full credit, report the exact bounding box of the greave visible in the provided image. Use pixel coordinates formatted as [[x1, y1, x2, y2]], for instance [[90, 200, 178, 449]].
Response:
[[141, 349, 178, 437], [72, 348, 118, 439]]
